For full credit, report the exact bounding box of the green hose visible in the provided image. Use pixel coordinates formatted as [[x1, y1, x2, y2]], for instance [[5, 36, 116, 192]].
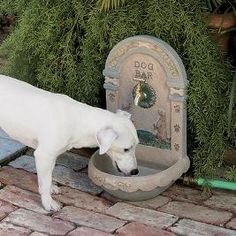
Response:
[[197, 178, 236, 191], [181, 176, 236, 191]]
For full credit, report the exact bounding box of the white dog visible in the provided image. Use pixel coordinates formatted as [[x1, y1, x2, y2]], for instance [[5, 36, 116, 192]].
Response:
[[0, 75, 139, 211]]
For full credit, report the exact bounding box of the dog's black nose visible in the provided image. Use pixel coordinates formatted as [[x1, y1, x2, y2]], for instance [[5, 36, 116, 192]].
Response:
[[130, 169, 139, 175]]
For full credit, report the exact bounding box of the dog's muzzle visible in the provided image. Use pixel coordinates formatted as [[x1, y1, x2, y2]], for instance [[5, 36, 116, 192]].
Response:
[[115, 161, 122, 173], [115, 161, 139, 175], [130, 168, 139, 175]]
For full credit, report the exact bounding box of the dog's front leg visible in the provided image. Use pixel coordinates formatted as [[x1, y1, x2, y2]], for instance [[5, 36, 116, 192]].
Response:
[[34, 148, 62, 212]]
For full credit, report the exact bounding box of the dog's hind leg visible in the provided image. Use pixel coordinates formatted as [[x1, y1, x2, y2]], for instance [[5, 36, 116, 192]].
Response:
[[34, 148, 62, 212]]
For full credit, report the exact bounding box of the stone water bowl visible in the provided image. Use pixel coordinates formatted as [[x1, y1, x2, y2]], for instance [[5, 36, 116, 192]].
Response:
[[88, 144, 190, 201]]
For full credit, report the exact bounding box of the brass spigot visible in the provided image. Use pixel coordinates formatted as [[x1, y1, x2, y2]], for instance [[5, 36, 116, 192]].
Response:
[[132, 76, 156, 108], [134, 81, 147, 106]]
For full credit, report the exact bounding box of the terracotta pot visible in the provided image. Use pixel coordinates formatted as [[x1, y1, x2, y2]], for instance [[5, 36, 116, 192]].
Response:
[[206, 13, 236, 54], [208, 13, 236, 30]]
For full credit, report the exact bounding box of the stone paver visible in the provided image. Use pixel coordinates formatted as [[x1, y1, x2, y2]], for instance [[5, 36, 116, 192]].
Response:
[[101, 192, 122, 203], [0, 166, 38, 193], [55, 206, 126, 233], [57, 152, 89, 171], [204, 194, 236, 214], [8, 156, 102, 195], [9, 153, 89, 173], [159, 201, 233, 226], [0, 185, 47, 214], [0, 222, 31, 236], [0, 199, 17, 220], [106, 202, 178, 229], [170, 218, 236, 236], [129, 195, 171, 209], [53, 165, 103, 195], [116, 222, 176, 236], [0, 138, 27, 163], [162, 184, 210, 204], [3, 208, 75, 235], [226, 217, 236, 230], [68, 227, 112, 236], [9, 155, 37, 173], [54, 186, 112, 213]]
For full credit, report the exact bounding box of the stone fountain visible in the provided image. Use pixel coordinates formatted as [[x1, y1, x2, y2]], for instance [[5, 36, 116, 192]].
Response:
[[88, 35, 190, 201]]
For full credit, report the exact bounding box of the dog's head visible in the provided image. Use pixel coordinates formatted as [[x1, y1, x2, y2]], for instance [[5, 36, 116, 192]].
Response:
[[96, 110, 139, 176]]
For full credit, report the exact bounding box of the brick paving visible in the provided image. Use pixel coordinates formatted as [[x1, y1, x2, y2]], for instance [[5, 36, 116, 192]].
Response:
[[0, 129, 235, 235], [115, 222, 176, 236], [0, 199, 18, 220], [68, 227, 112, 236], [54, 186, 112, 213], [106, 202, 178, 228], [226, 218, 236, 230], [170, 219, 236, 236], [159, 201, 233, 226], [3, 208, 75, 235], [0, 185, 48, 214], [30, 233, 48, 236], [55, 206, 126, 233], [129, 195, 171, 209], [203, 193, 236, 214], [0, 222, 32, 236]]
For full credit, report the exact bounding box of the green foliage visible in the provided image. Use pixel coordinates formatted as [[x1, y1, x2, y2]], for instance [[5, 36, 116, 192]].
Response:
[[225, 165, 236, 181], [228, 72, 236, 141], [0, 0, 233, 178], [137, 130, 171, 149], [205, 0, 236, 13]]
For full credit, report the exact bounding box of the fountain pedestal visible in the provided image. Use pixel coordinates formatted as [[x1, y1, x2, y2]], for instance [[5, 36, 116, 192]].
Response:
[[89, 35, 190, 200]]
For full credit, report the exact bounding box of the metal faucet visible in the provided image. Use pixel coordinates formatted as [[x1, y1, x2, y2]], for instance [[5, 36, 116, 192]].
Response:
[[134, 81, 147, 106]]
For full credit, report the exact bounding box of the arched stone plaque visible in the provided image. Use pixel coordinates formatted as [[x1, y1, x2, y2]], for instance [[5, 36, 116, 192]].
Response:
[[103, 35, 189, 164]]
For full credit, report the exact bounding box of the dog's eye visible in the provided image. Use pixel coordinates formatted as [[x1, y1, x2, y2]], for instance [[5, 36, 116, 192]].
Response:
[[124, 148, 129, 152]]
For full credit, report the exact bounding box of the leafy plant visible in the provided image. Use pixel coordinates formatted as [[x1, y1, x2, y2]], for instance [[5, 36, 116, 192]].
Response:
[[228, 72, 236, 144], [206, 0, 236, 14], [225, 165, 236, 181], [205, 1, 236, 146]]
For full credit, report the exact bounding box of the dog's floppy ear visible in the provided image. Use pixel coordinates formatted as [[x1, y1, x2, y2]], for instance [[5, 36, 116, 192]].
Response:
[[96, 127, 118, 155], [116, 109, 131, 119]]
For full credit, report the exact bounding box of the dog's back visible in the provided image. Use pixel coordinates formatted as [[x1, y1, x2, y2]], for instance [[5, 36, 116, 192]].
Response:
[[0, 75, 71, 148]]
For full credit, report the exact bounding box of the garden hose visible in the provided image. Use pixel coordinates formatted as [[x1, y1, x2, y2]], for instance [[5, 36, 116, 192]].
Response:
[[180, 176, 236, 191]]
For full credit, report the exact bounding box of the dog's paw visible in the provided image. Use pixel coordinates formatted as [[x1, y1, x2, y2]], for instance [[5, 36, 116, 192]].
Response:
[[42, 197, 62, 212], [51, 184, 61, 195]]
